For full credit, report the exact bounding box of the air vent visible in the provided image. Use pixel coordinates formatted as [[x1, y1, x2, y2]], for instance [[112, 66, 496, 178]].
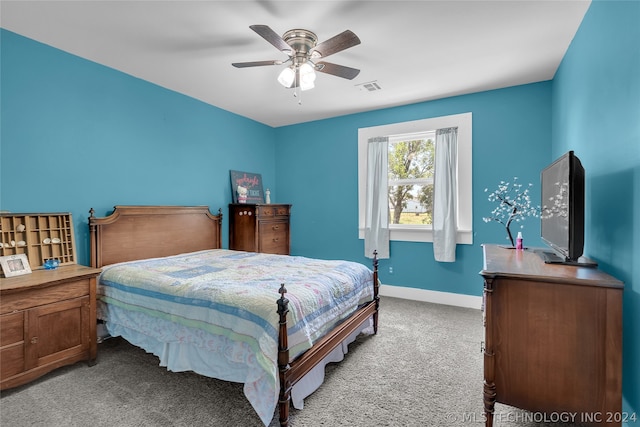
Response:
[[356, 81, 381, 92]]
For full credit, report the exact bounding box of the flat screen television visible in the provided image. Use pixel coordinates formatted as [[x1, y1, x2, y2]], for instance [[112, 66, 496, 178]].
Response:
[[538, 151, 597, 267]]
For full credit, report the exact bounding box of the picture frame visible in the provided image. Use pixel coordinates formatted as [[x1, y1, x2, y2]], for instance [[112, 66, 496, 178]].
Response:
[[229, 170, 265, 204], [0, 254, 32, 277]]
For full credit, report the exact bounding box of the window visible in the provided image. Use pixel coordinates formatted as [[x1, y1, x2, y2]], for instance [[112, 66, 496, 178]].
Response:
[[358, 112, 473, 244], [388, 131, 435, 226]]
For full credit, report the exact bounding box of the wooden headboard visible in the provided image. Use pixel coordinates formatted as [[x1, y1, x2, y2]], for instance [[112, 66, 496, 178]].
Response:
[[89, 206, 222, 268]]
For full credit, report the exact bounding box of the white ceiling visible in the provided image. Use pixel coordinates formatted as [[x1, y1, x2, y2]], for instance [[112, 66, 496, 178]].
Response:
[[0, 1, 591, 128]]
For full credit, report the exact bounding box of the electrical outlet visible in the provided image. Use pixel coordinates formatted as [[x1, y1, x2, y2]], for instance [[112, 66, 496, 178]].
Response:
[[389, 266, 393, 274]]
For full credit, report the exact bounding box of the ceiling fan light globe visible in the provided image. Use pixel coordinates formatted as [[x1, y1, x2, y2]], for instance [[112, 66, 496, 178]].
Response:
[[299, 62, 314, 74], [277, 67, 295, 88], [300, 80, 315, 91], [299, 63, 316, 83]]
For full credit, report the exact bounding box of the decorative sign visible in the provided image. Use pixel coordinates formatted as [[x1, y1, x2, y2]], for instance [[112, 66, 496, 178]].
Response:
[[229, 170, 265, 204]]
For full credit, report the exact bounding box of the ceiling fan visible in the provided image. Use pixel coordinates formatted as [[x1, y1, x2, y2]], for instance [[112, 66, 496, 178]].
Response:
[[232, 25, 361, 91]]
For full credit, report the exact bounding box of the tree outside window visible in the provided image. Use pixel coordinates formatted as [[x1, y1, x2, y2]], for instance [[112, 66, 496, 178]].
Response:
[[388, 132, 435, 226]]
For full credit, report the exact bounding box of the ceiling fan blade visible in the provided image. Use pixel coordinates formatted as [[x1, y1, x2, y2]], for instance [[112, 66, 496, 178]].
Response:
[[311, 30, 361, 58], [249, 25, 292, 54], [315, 61, 360, 80], [232, 60, 283, 68]]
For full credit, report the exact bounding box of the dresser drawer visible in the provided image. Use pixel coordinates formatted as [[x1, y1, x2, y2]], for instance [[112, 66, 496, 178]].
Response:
[[0, 312, 24, 346], [259, 221, 289, 254], [0, 311, 25, 380], [1, 279, 89, 313], [260, 238, 289, 254], [257, 205, 290, 218], [257, 206, 276, 217], [1, 344, 24, 379], [260, 220, 288, 235]]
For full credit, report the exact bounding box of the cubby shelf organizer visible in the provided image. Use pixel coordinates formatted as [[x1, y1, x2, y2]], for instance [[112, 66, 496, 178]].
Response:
[[0, 213, 76, 273]]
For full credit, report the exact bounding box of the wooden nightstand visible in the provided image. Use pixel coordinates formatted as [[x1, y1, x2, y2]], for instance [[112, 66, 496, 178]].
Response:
[[229, 204, 291, 255], [0, 264, 101, 390]]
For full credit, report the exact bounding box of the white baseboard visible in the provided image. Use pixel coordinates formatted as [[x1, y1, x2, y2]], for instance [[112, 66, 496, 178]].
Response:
[[379, 284, 482, 310]]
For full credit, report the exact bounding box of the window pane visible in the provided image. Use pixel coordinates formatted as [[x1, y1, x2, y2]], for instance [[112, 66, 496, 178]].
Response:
[[388, 138, 435, 226], [389, 184, 433, 225], [388, 138, 435, 180]]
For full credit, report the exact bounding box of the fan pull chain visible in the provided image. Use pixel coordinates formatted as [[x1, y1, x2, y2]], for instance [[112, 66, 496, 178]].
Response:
[[292, 70, 302, 105]]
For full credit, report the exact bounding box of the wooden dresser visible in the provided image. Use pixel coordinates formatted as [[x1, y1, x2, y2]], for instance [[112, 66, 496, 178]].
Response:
[[1, 266, 101, 390], [229, 204, 291, 255], [480, 244, 623, 426], [0, 212, 101, 390]]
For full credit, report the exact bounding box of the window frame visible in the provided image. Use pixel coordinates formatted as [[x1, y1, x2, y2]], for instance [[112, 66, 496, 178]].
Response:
[[357, 112, 473, 244]]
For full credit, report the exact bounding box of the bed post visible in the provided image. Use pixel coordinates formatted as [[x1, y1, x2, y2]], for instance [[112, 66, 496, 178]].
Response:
[[89, 208, 98, 268], [277, 284, 291, 427], [372, 250, 379, 334]]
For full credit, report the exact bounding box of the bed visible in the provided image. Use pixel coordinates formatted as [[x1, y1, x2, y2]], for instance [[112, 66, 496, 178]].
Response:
[[88, 205, 379, 426]]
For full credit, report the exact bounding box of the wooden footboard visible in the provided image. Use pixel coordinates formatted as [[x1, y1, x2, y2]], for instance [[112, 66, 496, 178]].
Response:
[[277, 251, 379, 426]]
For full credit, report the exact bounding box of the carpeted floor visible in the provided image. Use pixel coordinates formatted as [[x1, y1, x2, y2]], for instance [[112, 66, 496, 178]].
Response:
[[0, 296, 582, 426]]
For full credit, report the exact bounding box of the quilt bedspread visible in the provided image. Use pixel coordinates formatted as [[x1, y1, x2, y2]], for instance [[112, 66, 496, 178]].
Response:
[[96, 249, 374, 425]]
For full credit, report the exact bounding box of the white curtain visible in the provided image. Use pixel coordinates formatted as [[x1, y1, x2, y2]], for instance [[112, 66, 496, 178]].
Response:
[[364, 137, 390, 259], [433, 127, 458, 262]]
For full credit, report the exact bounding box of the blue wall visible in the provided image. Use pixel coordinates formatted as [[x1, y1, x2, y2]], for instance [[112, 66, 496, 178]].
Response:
[[0, 29, 277, 262], [551, 0, 640, 419]]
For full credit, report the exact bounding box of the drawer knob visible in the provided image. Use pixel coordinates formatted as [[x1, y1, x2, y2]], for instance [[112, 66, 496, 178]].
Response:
[[31, 337, 38, 344], [273, 238, 279, 242], [272, 225, 279, 230]]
